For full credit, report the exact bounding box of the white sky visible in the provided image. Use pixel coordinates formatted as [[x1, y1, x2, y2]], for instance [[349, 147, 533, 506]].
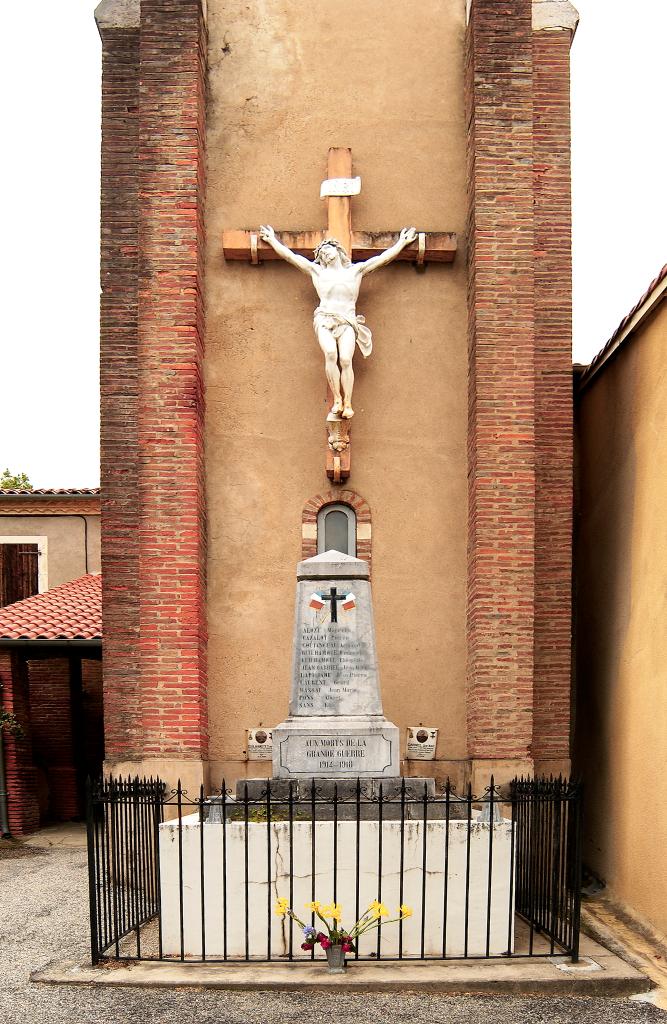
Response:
[[0, 1, 664, 488]]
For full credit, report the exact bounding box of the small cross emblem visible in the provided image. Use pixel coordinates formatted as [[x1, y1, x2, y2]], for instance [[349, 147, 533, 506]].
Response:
[[320, 587, 346, 623], [309, 588, 356, 623]]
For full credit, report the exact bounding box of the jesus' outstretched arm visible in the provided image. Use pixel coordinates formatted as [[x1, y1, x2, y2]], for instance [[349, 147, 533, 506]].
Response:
[[356, 227, 418, 277], [259, 225, 315, 276]]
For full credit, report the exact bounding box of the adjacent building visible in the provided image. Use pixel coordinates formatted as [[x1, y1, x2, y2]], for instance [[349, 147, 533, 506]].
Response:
[[575, 265, 667, 941], [0, 489, 102, 834], [0, 487, 101, 603]]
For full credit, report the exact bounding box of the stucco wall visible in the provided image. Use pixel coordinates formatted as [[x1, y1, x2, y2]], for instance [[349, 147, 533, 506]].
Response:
[[205, 0, 468, 776], [575, 303, 667, 941], [0, 515, 101, 591]]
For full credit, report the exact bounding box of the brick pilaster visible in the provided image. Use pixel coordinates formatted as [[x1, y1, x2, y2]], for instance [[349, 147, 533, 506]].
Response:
[[136, 0, 208, 759], [96, 2, 142, 760], [532, 17, 576, 768], [465, 0, 536, 762], [97, 0, 208, 767]]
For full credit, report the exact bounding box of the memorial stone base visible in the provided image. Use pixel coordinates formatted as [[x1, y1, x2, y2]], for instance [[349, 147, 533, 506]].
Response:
[[159, 814, 515, 958]]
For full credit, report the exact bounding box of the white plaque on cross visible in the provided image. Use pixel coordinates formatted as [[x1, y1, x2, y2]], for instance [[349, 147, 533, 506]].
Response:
[[320, 176, 362, 199]]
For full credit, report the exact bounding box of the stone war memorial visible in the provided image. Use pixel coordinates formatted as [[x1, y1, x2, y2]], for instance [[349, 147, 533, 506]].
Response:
[[273, 550, 400, 779], [91, 0, 582, 968]]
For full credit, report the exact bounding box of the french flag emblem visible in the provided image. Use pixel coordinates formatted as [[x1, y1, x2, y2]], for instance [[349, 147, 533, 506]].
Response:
[[342, 593, 356, 611], [309, 593, 325, 610]]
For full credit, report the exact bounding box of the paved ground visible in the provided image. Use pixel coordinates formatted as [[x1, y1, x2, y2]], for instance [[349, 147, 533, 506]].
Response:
[[1, 842, 665, 1024]]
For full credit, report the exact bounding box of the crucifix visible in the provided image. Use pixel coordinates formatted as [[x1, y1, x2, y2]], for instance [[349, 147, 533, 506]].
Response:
[[222, 148, 456, 483]]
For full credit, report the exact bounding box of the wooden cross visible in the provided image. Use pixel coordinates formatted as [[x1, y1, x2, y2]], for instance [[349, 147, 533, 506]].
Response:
[[222, 147, 457, 266], [222, 148, 457, 482]]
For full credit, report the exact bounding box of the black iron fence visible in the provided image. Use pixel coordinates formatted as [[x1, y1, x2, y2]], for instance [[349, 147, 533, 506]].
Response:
[[86, 775, 582, 965], [86, 777, 164, 960]]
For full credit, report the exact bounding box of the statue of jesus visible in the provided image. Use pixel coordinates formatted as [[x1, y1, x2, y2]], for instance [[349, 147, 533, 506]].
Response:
[[259, 224, 418, 419]]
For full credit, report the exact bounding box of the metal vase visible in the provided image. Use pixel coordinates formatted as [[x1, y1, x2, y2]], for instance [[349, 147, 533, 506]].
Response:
[[325, 944, 347, 973]]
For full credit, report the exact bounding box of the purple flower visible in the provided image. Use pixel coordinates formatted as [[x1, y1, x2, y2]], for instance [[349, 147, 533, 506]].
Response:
[[303, 926, 317, 941]]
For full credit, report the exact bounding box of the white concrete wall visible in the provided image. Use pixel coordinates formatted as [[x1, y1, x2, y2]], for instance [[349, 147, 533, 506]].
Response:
[[159, 816, 515, 959]]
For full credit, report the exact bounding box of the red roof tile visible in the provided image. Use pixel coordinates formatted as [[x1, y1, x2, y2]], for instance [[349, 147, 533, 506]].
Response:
[[0, 575, 102, 641], [0, 488, 100, 496]]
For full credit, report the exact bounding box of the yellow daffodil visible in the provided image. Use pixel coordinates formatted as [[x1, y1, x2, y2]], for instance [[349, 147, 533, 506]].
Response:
[[274, 897, 289, 918], [400, 905, 413, 918], [318, 902, 343, 920], [369, 900, 389, 920], [305, 901, 321, 912]]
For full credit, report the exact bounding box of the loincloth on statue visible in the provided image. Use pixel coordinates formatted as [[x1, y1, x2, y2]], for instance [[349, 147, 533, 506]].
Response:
[[313, 308, 373, 358]]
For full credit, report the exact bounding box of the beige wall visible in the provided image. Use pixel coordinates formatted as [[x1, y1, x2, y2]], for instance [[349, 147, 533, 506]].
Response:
[[576, 303, 667, 941], [205, 0, 469, 778], [0, 515, 100, 590]]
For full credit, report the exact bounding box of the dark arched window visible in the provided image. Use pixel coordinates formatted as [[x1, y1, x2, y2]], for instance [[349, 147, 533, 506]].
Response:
[[317, 503, 356, 556]]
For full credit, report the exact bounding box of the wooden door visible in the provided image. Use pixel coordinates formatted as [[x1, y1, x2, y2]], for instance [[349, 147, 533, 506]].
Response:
[[0, 543, 39, 606]]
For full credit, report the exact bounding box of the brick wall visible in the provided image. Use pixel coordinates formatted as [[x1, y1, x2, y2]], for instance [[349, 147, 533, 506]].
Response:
[[98, 0, 208, 763], [532, 27, 574, 764], [1, 653, 103, 833], [28, 658, 79, 821], [0, 651, 39, 836], [465, 0, 537, 761]]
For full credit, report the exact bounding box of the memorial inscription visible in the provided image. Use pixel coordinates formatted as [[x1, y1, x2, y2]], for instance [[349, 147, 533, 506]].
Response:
[[297, 624, 372, 712], [280, 732, 392, 774]]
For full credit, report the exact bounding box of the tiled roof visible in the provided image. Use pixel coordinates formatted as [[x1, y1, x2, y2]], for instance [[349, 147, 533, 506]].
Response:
[[0, 575, 102, 641], [580, 264, 667, 388], [0, 487, 100, 496]]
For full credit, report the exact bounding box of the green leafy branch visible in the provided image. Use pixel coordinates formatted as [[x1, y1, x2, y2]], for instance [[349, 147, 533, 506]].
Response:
[[0, 468, 33, 490], [0, 711, 25, 740]]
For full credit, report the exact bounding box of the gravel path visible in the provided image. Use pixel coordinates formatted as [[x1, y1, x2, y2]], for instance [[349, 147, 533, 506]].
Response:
[[0, 844, 665, 1024]]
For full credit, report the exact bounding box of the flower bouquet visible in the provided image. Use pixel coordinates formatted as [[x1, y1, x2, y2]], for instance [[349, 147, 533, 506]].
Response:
[[275, 897, 412, 973]]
